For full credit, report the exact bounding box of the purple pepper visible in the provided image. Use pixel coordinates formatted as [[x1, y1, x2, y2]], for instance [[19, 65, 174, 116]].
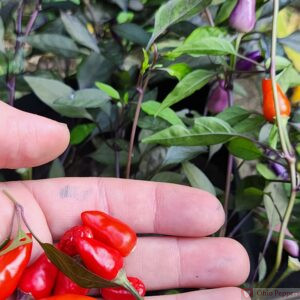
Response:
[[236, 50, 262, 71], [284, 239, 299, 258], [270, 162, 289, 180], [207, 80, 229, 114], [229, 0, 256, 33]]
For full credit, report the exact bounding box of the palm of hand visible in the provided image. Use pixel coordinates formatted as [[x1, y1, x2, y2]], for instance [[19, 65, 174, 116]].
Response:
[[0, 102, 250, 299]]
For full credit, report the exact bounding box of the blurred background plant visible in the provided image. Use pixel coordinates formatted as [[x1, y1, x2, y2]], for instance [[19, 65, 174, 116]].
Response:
[[1, 0, 300, 296]]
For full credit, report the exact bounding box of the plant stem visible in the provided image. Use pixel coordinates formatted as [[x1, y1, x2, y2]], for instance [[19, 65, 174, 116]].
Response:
[[7, 1, 23, 106], [2, 190, 41, 244], [205, 8, 214, 27], [219, 153, 233, 237], [235, 53, 266, 69], [25, 0, 41, 36], [261, 0, 297, 287], [252, 227, 274, 286], [272, 267, 293, 288], [6, 0, 41, 106], [228, 210, 253, 238], [125, 75, 151, 179], [126, 46, 158, 178], [219, 33, 244, 236]]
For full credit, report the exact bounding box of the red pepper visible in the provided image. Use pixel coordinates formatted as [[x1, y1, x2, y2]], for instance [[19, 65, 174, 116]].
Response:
[[0, 234, 32, 299], [101, 277, 146, 300], [18, 252, 58, 299], [262, 79, 291, 122], [81, 211, 137, 257], [76, 237, 123, 280], [58, 226, 94, 256], [53, 271, 89, 296], [41, 295, 95, 300]]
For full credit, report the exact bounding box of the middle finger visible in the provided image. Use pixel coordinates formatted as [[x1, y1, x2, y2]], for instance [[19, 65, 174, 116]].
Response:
[[125, 237, 249, 290]]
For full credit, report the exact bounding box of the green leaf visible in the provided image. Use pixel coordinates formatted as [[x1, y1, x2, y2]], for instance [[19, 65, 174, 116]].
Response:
[[163, 146, 207, 165], [0, 17, 4, 53], [233, 115, 265, 135], [151, 171, 183, 184], [235, 187, 264, 211], [78, 52, 114, 89], [111, 0, 128, 10], [258, 253, 267, 282], [95, 82, 120, 100], [182, 161, 216, 196], [0, 229, 32, 256], [263, 182, 288, 228], [90, 141, 139, 167], [147, 0, 212, 48], [113, 23, 151, 46], [61, 12, 99, 53], [277, 65, 300, 92], [49, 159, 65, 178], [168, 34, 235, 58], [55, 89, 110, 108], [259, 123, 273, 145], [142, 100, 184, 126], [214, 0, 237, 24], [279, 31, 300, 53], [143, 117, 236, 146], [26, 34, 80, 58], [161, 63, 192, 80], [269, 124, 278, 149], [24, 76, 92, 119], [260, 0, 293, 18], [40, 243, 119, 288], [141, 49, 150, 75], [184, 26, 226, 42], [70, 123, 96, 145], [117, 11, 134, 24], [256, 163, 277, 180], [138, 115, 170, 131], [227, 138, 262, 160], [158, 69, 215, 112], [217, 106, 251, 126], [265, 56, 291, 71]]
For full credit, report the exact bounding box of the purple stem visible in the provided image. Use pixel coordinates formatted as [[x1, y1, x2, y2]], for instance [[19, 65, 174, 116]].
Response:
[[219, 89, 234, 237], [7, 0, 41, 106], [228, 210, 253, 238], [251, 227, 274, 285]]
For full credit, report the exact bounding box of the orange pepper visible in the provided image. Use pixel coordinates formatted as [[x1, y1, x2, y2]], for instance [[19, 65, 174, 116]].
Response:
[[262, 79, 291, 122]]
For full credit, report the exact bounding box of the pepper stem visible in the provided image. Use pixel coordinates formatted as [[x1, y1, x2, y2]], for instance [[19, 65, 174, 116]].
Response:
[[114, 269, 144, 300], [2, 190, 41, 243]]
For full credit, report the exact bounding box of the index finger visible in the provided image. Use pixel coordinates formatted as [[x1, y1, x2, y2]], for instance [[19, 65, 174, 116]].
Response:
[[24, 177, 224, 239]]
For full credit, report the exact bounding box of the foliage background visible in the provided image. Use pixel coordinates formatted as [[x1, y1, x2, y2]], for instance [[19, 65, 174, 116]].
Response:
[[1, 0, 300, 295]]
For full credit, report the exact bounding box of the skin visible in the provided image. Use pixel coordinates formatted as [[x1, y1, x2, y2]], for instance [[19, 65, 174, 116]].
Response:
[[0, 101, 250, 299]]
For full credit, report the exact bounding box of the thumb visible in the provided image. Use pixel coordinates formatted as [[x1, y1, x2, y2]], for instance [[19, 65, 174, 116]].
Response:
[[0, 101, 70, 169]]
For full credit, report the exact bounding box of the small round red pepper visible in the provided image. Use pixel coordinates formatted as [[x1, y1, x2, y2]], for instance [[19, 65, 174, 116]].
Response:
[[81, 211, 137, 257], [58, 225, 94, 256], [101, 277, 146, 300], [18, 252, 58, 299], [53, 271, 89, 296], [76, 237, 123, 280], [262, 78, 291, 122], [0, 234, 32, 299], [41, 294, 95, 300]]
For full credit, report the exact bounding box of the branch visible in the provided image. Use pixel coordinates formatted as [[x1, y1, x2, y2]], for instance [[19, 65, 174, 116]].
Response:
[[261, 0, 297, 287], [205, 8, 214, 27], [125, 45, 158, 179], [6, 0, 41, 106]]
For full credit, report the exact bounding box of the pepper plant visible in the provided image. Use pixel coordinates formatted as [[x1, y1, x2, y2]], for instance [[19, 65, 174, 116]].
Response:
[[1, 0, 300, 295]]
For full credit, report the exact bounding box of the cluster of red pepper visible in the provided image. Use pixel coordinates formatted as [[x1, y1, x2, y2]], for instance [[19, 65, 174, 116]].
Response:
[[0, 211, 146, 300]]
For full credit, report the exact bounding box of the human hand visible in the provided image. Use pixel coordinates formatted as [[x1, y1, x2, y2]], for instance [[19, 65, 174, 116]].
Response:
[[0, 101, 250, 299]]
